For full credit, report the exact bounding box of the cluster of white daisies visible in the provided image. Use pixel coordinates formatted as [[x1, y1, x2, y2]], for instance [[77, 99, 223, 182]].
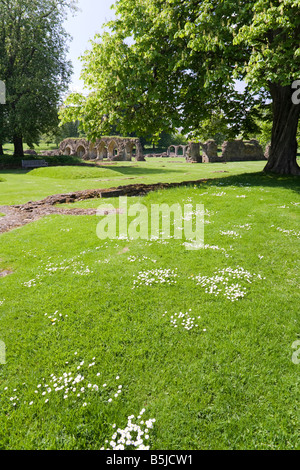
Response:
[[101, 408, 156, 450], [132, 268, 178, 288], [163, 310, 206, 332], [191, 266, 265, 302]]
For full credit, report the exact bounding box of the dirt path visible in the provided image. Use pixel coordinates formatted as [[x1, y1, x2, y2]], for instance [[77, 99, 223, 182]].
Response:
[[0, 204, 101, 234], [0, 178, 210, 234]]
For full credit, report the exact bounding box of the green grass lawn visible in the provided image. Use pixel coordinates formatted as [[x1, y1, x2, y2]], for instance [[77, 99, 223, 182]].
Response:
[[0, 163, 299, 450], [0, 160, 266, 206]]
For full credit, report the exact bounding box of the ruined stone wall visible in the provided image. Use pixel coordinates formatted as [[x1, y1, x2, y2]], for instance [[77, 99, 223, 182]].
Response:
[[167, 145, 190, 158], [201, 140, 224, 163], [186, 142, 202, 163], [185, 140, 223, 163], [58, 137, 266, 164], [185, 139, 266, 163], [59, 137, 144, 162], [221, 140, 266, 162]]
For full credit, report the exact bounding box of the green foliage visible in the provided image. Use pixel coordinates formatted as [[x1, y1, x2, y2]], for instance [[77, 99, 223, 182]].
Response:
[[157, 132, 188, 148], [60, 0, 300, 173], [42, 121, 84, 147], [60, 1, 246, 139], [248, 106, 300, 150], [0, 0, 77, 151]]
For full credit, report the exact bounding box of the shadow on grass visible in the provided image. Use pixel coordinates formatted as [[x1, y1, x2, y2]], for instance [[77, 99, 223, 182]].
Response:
[[97, 165, 182, 176], [0, 165, 183, 178], [195, 171, 300, 195]]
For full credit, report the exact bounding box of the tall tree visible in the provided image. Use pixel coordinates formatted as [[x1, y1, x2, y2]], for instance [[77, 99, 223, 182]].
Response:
[[61, 0, 300, 175], [0, 0, 77, 156]]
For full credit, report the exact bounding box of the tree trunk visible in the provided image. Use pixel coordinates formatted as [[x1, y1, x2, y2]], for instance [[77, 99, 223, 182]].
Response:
[[13, 135, 24, 156], [264, 83, 300, 175], [0, 144, 3, 155]]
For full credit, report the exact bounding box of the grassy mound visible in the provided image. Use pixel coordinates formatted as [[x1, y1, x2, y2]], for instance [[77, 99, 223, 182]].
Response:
[[0, 177, 6, 182], [28, 165, 123, 180]]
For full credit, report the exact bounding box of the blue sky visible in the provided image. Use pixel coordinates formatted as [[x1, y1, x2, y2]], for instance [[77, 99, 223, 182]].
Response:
[[64, 0, 116, 93]]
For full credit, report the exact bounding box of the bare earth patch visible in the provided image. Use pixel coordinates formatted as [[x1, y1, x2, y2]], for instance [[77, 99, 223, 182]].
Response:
[[0, 178, 209, 234], [0, 270, 13, 278]]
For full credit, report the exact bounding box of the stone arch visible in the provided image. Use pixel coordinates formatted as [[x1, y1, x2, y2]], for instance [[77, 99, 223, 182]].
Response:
[[59, 137, 144, 161], [76, 145, 86, 159], [177, 145, 189, 157], [125, 141, 135, 161], [65, 146, 72, 156], [169, 145, 177, 156], [59, 139, 76, 156], [107, 140, 119, 159], [89, 142, 97, 160], [97, 141, 108, 160], [131, 144, 137, 159], [178, 146, 184, 156]]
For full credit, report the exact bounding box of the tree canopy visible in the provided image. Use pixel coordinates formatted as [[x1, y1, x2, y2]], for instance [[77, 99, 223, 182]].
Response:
[[61, 0, 300, 174], [0, 0, 77, 155]]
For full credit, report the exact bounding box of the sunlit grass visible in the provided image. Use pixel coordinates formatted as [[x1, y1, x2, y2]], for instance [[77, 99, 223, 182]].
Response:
[[0, 160, 266, 206], [29, 165, 125, 180], [0, 171, 299, 449]]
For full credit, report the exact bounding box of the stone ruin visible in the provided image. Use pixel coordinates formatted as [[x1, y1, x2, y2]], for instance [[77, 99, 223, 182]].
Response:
[[58, 137, 145, 162], [221, 140, 265, 162], [36, 136, 266, 164], [167, 145, 190, 158], [144, 152, 169, 158], [181, 139, 266, 163], [24, 149, 38, 156]]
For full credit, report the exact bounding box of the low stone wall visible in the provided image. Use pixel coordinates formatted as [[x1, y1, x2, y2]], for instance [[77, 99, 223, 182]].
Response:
[[145, 152, 169, 158], [39, 150, 60, 157]]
